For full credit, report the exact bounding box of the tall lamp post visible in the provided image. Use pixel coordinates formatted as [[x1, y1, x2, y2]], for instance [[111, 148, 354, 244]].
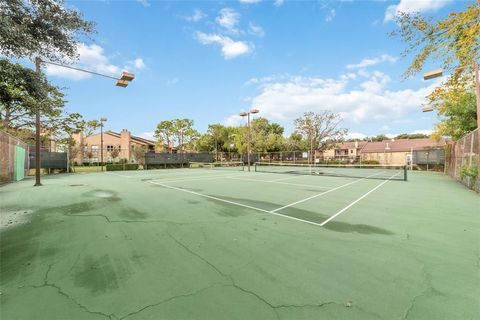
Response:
[[33, 58, 134, 186], [422, 63, 480, 129], [239, 108, 259, 172], [100, 118, 107, 171]]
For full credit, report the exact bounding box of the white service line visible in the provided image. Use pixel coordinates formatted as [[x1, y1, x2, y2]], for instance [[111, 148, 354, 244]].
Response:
[[108, 172, 134, 178], [150, 173, 244, 184], [320, 172, 401, 226], [267, 175, 304, 182], [148, 180, 324, 227], [270, 171, 386, 213], [229, 177, 332, 189]]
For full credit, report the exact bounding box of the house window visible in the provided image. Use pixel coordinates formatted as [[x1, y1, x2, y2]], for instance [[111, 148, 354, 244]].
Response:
[[350, 150, 354, 154], [107, 145, 114, 152]]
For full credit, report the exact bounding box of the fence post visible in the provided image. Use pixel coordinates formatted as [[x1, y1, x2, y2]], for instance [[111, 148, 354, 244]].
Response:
[[66, 148, 70, 173]]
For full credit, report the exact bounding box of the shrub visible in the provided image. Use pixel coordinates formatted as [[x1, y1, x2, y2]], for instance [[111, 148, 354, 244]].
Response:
[[360, 160, 380, 165], [460, 165, 478, 180], [105, 164, 139, 171]]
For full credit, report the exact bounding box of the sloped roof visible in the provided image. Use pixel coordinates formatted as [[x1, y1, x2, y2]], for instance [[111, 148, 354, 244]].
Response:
[[93, 131, 156, 145], [361, 138, 445, 153], [335, 141, 368, 150]]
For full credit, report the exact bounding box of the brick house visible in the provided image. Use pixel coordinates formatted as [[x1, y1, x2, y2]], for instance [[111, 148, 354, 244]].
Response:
[[73, 129, 156, 164], [322, 138, 446, 165], [360, 138, 446, 165]]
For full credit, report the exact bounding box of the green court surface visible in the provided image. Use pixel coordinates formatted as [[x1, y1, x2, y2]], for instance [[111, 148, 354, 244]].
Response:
[[1, 168, 479, 319]]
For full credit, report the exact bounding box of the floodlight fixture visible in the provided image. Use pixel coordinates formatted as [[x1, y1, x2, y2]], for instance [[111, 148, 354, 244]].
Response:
[[423, 68, 443, 80]]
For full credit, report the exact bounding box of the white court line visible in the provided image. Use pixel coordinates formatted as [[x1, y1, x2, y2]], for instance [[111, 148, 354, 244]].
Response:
[[109, 170, 240, 181], [270, 171, 385, 213], [267, 175, 304, 182], [229, 177, 332, 189], [320, 172, 401, 226], [113, 169, 392, 228], [108, 172, 134, 178], [148, 180, 324, 227], [150, 173, 244, 184]]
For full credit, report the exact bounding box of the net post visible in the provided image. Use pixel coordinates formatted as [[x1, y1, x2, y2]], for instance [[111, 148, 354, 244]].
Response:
[[254, 162, 257, 172], [403, 165, 408, 181]]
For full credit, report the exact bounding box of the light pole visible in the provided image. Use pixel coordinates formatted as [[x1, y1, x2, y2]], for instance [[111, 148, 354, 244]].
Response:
[[100, 118, 107, 171], [239, 108, 260, 171], [33, 57, 134, 186], [422, 63, 480, 129]]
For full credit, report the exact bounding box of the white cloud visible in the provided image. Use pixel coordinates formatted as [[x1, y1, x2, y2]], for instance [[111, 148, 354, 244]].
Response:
[[136, 132, 155, 140], [166, 77, 179, 86], [274, 0, 284, 7], [224, 114, 245, 126], [347, 132, 367, 140], [411, 129, 433, 135], [228, 73, 441, 127], [186, 9, 206, 22], [195, 32, 253, 59], [45, 43, 122, 80], [384, 0, 452, 22], [216, 8, 240, 32], [346, 54, 397, 70], [129, 58, 146, 69], [239, 0, 261, 4], [248, 22, 265, 37], [136, 0, 150, 7], [325, 9, 336, 22]]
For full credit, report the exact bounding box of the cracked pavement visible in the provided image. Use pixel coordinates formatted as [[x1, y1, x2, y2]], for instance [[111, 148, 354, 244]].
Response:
[[1, 171, 479, 319]]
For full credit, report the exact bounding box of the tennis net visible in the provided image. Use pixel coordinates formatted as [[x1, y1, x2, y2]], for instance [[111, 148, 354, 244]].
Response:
[[254, 162, 407, 181], [189, 161, 245, 171]]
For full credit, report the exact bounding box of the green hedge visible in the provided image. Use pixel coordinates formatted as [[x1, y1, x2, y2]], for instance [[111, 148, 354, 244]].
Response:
[[359, 160, 380, 165], [105, 164, 139, 171]]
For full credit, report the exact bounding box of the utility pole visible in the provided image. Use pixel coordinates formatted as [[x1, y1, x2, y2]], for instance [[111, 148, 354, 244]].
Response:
[[239, 109, 259, 171], [100, 118, 107, 171], [34, 57, 42, 186], [31, 58, 134, 186], [474, 61, 480, 130]]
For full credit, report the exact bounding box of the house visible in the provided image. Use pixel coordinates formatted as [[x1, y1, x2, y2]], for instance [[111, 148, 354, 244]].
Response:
[[360, 138, 446, 165], [322, 141, 368, 160], [322, 138, 446, 165], [73, 129, 156, 164]]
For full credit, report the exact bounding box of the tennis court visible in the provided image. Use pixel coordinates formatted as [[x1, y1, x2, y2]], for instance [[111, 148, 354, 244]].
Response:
[[1, 165, 479, 319]]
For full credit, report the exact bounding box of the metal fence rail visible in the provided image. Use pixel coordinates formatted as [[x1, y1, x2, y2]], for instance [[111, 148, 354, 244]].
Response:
[[0, 129, 29, 184], [446, 128, 479, 192]]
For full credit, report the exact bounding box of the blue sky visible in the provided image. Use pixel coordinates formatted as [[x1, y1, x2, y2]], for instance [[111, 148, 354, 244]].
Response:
[[37, 0, 468, 140]]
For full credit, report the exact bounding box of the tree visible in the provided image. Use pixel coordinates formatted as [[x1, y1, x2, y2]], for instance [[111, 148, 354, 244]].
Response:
[[110, 147, 120, 162], [395, 133, 429, 139], [293, 111, 347, 155], [0, 0, 95, 62], [154, 119, 199, 152], [154, 120, 174, 152], [172, 119, 199, 152], [284, 133, 307, 151], [392, 3, 479, 138], [131, 145, 147, 166], [368, 134, 388, 142], [233, 118, 285, 154], [81, 120, 101, 137], [0, 59, 83, 142], [430, 90, 477, 140], [207, 124, 227, 154], [392, 3, 479, 81]]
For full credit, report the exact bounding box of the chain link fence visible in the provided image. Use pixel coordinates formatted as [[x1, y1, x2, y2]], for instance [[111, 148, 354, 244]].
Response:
[[446, 128, 479, 192], [0, 129, 29, 184]]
